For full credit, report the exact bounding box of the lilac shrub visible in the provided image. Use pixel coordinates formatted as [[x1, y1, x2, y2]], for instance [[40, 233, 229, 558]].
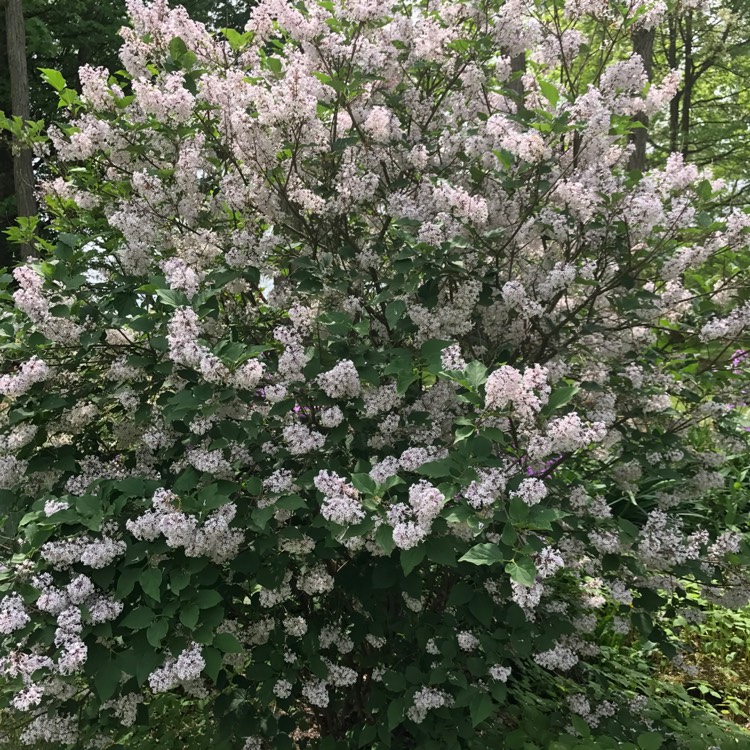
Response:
[[1, 0, 750, 747]]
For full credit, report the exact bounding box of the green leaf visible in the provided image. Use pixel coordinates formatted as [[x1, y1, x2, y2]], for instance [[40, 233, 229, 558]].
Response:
[[140, 568, 162, 601], [196, 589, 223, 609], [180, 604, 200, 629], [170, 569, 191, 594], [464, 361, 488, 389], [637, 733, 663, 750], [571, 714, 591, 737], [120, 607, 155, 630], [459, 543, 504, 566], [169, 36, 189, 61], [401, 546, 425, 576], [202, 646, 222, 682], [632, 611, 653, 637], [468, 593, 494, 627], [387, 698, 404, 729], [116, 567, 141, 599], [427, 538, 457, 567], [39, 68, 66, 91], [246, 477, 263, 495], [505, 558, 537, 587], [546, 385, 578, 413], [94, 659, 121, 701], [350, 473, 377, 495], [470, 692, 494, 727], [146, 619, 169, 648], [375, 524, 395, 556], [539, 80, 559, 107], [213, 632, 244, 654], [416, 460, 454, 478], [454, 424, 475, 443], [386, 300, 406, 330], [527, 507, 569, 530]]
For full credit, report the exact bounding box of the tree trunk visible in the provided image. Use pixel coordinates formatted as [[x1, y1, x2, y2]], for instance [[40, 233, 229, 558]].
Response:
[[681, 11, 694, 159], [668, 17, 680, 154], [5, 0, 36, 260], [506, 53, 527, 114], [628, 26, 655, 172]]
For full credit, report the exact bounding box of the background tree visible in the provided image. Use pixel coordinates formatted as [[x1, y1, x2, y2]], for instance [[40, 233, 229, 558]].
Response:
[[0, 0, 253, 267]]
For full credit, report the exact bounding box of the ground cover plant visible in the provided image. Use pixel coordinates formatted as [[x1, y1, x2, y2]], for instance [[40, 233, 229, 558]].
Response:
[[2, 0, 750, 748]]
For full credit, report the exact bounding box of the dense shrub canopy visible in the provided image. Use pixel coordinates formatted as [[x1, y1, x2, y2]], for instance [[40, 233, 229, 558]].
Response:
[[2, 0, 750, 748]]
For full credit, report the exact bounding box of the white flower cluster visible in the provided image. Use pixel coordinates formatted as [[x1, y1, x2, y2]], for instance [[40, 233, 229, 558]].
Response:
[[315, 470, 365, 526], [41, 534, 127, 570], [167, 307, 229, 383], [457, 630, 480, 651], [283, 423, 326, 455], [0, 455, 28, 489], [530, 413, 607, 459], [161, 256, 204, 297], [301, 678, 330, 707], [126, 488, 243, 563], [509, 477, 548, 506], [536, 547, 565, 578], [317, 359, 361, 399], [283, 615, 308, 637], [533, 643, 579, 671], [700, 300, 750, 343], [440, 344, 467, 372], [637, 509, 705, 568], [407, 686, 453, 724], [234, 358, 266, 390], [387, 480, 444, 550], [19, 714, 78, 746], [0, 593, 30, 634], [463, 467, 507, 509], [148, 643, 205, 693], [489, 664, 511, 682], [259, 571, 293, 608], [319, 625, 354, 654], [273, 679, 293, 698], [102, 692, 143, 727], [297, 564, 335, 595]]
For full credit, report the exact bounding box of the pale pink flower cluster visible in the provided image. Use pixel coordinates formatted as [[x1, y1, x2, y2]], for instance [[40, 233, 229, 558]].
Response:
[[0, 455, 28, 489], [161, 257, 204, 296], [485, 364, 551, 422], [0, 357, 50, 398], [297, 564, 335, 595], [12, 267, 82, 343], [637, 509, 707, 568], [79, 64, 121, 109], [700, 301, 750, 343]]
